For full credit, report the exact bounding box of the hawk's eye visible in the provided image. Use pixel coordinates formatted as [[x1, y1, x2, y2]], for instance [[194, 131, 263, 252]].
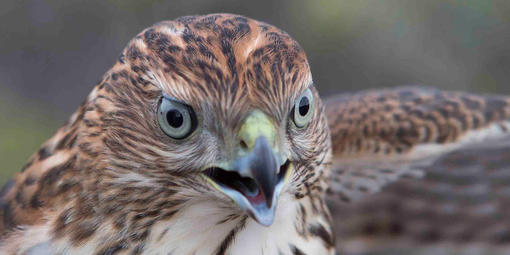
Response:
[[292, 88, 314, 128], [157, 96, 197, 139]]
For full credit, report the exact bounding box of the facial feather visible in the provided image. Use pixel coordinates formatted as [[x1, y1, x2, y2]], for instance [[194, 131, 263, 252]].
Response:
[[0, 13, 333, 254]]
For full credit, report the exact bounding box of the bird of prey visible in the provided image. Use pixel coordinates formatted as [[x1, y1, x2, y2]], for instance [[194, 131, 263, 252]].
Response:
[[0, 14, 509, 255]]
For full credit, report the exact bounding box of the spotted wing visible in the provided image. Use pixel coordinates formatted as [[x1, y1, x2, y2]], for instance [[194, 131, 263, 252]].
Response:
[[331, 136, 510, 254], [323, 86, 510, 253]]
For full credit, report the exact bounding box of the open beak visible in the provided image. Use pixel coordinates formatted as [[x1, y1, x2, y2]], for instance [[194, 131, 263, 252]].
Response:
[[201, 110, 292, 226]]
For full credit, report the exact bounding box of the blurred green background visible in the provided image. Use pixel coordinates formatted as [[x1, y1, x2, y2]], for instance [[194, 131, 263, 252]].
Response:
[[1, 0, 510, 184]]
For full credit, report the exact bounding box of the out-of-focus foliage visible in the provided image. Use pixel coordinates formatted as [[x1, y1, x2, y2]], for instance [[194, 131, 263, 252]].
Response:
[[0, 88, 59, 183], [1, 0, 510, 184]]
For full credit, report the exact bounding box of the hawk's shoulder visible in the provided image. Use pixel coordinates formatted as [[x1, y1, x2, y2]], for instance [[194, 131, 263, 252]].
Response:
[[325, 86, 510, 201], [324, 85, 510, 253]]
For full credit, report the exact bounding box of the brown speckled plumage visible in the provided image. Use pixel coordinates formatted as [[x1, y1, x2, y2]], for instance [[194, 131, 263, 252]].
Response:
[[332, 137, 510, 255], [325, 87, 510, 254], [326, 86, 510, 156], [0, 14, 510, 255], [0, 14, 332, 255]]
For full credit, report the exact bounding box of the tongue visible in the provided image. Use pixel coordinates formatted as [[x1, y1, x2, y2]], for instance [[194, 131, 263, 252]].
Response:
[[246, 189, 266, 205], [229, 177, 267, 206], [230, 177, 259, 197]]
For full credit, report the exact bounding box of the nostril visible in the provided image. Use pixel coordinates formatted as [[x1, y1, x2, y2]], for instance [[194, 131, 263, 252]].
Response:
[[240, 140, 248, 150]]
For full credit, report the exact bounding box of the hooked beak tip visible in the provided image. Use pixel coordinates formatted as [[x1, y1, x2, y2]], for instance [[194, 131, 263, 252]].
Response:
[[203, 135, 293, 227]]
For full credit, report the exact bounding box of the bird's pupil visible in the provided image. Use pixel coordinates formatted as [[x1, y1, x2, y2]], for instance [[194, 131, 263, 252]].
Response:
[[166, 109, 184, 128], [298, 96, 310, 116]]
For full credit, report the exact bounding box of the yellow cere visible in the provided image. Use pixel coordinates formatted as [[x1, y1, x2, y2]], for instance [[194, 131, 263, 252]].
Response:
[[238, 110, 277, 150]]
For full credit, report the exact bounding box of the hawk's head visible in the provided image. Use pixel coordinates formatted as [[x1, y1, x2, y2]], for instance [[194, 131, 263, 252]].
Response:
[[77, 14, 331, 226]]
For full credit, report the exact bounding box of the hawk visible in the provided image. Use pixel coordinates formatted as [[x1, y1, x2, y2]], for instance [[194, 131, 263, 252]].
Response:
[[1, 14, 509, 254]]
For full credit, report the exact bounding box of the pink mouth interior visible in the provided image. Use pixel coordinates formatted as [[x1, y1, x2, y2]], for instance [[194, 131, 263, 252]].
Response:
[[203, 160, 290, 208], [245, 189, 265, 205]]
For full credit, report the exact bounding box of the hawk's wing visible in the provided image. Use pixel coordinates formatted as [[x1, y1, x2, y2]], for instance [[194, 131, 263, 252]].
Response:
[[324, 86, 510, 254]]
